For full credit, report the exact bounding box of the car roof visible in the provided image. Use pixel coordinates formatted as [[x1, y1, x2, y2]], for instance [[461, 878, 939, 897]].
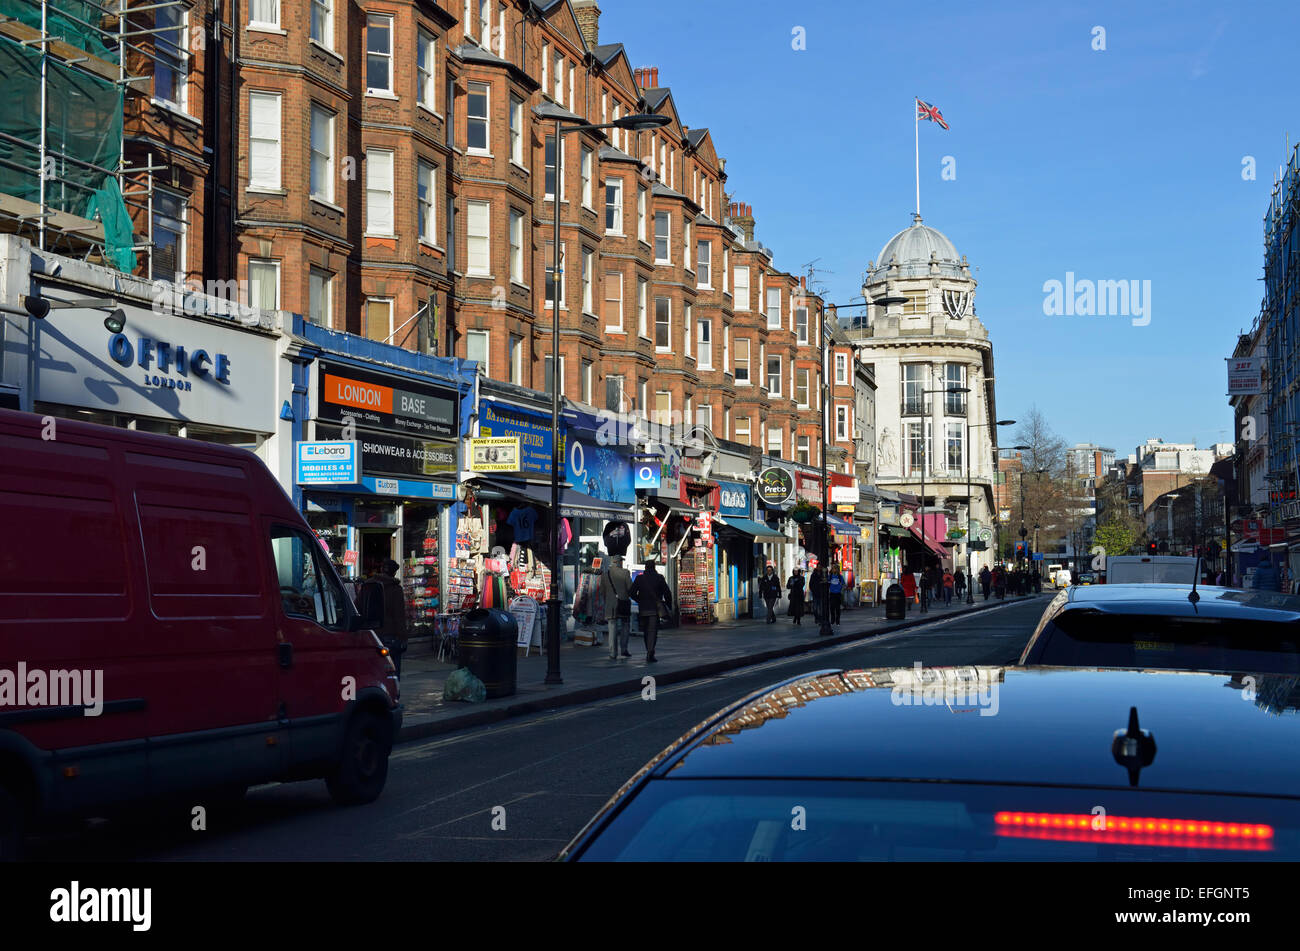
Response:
[[656, 666, 1300, 796], [1062, 583, 1300, 621]]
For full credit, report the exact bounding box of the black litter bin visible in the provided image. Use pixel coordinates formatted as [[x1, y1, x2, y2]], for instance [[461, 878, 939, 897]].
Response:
[[885, 583, 907, 620], [458, 608, 518, 699]]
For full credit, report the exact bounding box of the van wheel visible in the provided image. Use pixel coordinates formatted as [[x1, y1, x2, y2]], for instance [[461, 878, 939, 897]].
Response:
[[0, 785, 24, 862], [326, 712, 392, 806]]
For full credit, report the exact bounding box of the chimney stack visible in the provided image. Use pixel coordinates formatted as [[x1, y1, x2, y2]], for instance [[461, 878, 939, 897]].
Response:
[[733, 202, 755, 241], [572, 0, 600, 48]]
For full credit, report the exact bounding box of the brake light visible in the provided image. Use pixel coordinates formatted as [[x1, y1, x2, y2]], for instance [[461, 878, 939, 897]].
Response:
[[994, 812, 1274, 851]]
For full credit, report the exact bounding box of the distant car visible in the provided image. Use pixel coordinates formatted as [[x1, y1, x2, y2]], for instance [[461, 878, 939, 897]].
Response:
[[1104, 555, 1198, 584], [1019, 583, 1300, 674], [560, 665, 1300, 861]]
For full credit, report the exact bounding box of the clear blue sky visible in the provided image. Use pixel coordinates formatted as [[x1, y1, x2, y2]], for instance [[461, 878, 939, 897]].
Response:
[[600, 0, 1296, 459]]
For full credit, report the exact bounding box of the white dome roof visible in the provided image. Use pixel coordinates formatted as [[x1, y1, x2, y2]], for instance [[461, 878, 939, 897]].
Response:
[[870, 215, 966, 280]]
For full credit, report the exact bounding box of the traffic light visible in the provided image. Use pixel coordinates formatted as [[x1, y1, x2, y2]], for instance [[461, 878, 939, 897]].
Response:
[[1147, 541, 1158, 555]]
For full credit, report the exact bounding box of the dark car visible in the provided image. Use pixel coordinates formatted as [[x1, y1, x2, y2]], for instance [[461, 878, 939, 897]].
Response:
[[1019, 583, 1300, 673], [560, 665, 1300, 861]]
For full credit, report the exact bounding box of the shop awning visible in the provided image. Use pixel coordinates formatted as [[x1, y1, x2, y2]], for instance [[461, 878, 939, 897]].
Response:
[[648, 497, 698, 518], [475, 479, 630, 520], [714, 515, 786, 539], [908, 523, 950, 560], [826, 514, 861, 538]]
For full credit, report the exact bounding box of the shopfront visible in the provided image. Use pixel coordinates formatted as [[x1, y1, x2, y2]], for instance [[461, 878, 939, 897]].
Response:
[[300, 358, 462, 637], [465, 395, 632, 638], [712, 479, 782, 620]]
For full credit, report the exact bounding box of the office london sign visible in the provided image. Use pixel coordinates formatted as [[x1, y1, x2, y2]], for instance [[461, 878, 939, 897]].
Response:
[[757, 467, 794, 506]]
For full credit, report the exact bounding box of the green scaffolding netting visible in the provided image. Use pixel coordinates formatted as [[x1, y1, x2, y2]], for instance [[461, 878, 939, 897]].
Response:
[[0, 0, 133, 270]]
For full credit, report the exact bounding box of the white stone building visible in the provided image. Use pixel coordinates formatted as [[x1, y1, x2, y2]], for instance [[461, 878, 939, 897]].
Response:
[[844, 215, 1001, 574]]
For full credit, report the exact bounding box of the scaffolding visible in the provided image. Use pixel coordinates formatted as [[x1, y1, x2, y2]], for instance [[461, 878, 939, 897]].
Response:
[[0, 0, 189, 275]]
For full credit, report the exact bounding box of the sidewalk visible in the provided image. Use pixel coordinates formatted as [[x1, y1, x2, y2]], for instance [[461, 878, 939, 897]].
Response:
[[392, 591, 1050, 742]]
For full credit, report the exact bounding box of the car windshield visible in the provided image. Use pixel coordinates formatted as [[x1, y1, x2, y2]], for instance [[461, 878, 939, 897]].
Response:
[[1034, 611, 1300, 672], [576, 779, 1300, 861]]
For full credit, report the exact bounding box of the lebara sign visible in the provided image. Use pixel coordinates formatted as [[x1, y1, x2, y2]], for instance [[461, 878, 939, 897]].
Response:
[[296, 441, 359, 484], [757, 467, 794, 506]]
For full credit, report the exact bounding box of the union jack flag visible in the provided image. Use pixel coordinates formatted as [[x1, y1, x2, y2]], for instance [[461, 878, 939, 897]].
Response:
[[916, 99, 949, 130]]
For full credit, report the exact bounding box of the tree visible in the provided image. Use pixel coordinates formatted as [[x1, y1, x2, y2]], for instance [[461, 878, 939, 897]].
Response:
[[1094, 517, 1140, 559], [1008, 407, 1072, 551]]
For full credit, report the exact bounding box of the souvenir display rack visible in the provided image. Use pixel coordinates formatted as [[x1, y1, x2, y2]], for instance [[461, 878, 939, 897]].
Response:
[[678, 545, 716, 623], [403, 519, 440, 636]]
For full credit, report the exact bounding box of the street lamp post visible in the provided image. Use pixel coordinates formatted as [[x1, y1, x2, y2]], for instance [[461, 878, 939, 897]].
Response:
[[966, 419, 1016, 603], [537, 105, 670, 685]]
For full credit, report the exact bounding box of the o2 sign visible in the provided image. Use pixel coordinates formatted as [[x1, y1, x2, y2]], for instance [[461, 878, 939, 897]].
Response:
[[634, 461, 661, 490]]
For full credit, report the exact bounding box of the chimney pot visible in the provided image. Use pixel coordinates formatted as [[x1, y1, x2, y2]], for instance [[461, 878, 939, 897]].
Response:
[[651, 66, 659, 87]]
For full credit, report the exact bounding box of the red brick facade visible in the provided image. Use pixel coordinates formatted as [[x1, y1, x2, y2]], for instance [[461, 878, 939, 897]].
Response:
[[121, 0, 858, 470]]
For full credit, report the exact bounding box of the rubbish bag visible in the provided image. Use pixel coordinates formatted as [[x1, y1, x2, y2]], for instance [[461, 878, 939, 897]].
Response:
[[442, 666, 487, 703]]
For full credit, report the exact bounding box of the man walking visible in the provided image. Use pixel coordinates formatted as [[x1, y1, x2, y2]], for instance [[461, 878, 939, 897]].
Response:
[[629, 561, 672, 662], [942, 568, 955, 607], [979, 565, 991, 601], [954, 568, 965, 601], [600, 555, 633, 659], [760, 564, 782, 623]]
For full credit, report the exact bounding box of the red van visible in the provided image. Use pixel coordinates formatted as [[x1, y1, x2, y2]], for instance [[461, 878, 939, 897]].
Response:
[[0, 408, 401, 858]]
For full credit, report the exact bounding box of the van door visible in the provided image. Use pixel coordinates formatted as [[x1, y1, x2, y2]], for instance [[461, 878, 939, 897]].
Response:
[[267, 523, 375, 774]]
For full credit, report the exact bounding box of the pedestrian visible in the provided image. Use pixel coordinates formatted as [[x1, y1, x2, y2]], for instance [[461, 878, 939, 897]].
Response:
[[993, 565, 1007, 600], [760, 564, 782, 623], [954, 568, 966, 600], [979, 565, 991, 601], [364, 559, 407, 677], [629, 561, 673, 662], [900, 569, 916, 611], [600, 555, 633, 659], [787, 568, 806, 626], [809, 566, 826, 622], [942, 568, 955, 606], [828, 564, 845, 624]]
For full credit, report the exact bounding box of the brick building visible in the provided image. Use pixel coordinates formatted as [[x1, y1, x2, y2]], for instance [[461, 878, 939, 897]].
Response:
[[11, 0, 861, 471]]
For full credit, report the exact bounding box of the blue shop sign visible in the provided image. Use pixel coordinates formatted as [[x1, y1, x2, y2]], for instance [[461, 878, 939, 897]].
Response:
[[717, 480, 751, 517], [566, 432, 635, 504], [478, 399, 553, 474]]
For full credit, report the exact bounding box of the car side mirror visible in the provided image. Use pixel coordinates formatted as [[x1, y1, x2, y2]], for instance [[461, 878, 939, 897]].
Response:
[[350, 579, 386, 631]]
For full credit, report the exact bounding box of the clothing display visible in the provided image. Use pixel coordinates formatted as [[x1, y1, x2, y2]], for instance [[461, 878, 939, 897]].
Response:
[[506, 505, 538, 543], [602, 519, 631, 557]]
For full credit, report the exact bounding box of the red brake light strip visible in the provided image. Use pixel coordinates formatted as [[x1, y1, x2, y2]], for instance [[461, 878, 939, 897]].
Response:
[[994, 811, 1274, 851]]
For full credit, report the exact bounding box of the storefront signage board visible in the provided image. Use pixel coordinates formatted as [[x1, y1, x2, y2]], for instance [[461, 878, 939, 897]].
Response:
[[319, 362, 458, 438], [296, 440, 359, 484], [757, 467, 794, 506], [567, 434, 635, 504], [477, 400, 553, 474], [717, 481, 751, 517], [317, 423, 456, 478], [469, 437, 521, 472], [32, 299, 277, 431]]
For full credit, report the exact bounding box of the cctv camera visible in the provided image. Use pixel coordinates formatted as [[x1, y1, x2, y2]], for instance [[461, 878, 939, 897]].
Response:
[[22, 295, 49, 319]]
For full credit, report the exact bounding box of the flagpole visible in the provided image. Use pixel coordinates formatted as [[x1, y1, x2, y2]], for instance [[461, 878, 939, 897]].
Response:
[[914, 98, 920, 218]]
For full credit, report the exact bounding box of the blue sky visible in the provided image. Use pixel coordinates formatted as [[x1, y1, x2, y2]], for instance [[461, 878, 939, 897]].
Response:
[[600, 0, 1297, 459]]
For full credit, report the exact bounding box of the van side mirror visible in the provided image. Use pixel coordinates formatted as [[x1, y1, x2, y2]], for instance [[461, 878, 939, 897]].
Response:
[[350, 580, 386, 631]]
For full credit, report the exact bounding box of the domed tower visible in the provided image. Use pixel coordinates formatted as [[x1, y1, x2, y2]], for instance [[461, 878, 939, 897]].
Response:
[[848, 214, 1001, 574]]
